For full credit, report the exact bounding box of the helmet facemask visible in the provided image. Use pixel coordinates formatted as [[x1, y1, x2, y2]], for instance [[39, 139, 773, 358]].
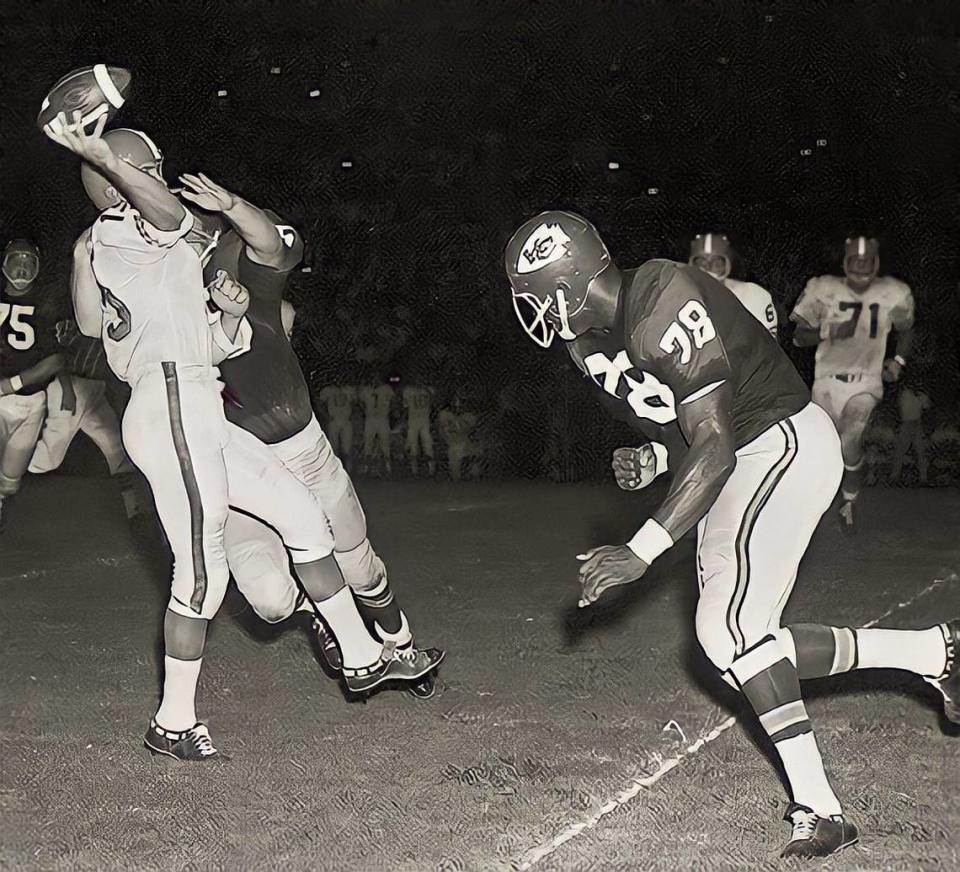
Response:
[[843, 237, 879, 292], [2, 242, 40, 294]]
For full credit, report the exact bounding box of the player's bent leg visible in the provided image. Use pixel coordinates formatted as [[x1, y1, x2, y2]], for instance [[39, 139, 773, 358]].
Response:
[[697, 403, 855, 855], [1, 393, 48, 530], [28, 379, 82, 474], [268, 418, 428, 672], [222, 421, 442, 692], [225, 509, 300, 624], [1, 393, 46, 482], [836, 391, 879, 528]]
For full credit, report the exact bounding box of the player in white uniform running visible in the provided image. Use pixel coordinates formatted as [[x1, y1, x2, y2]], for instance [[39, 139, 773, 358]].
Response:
[[45, 113, 436, 760], [359, 381, 394, 474], [791, 236, 914, 530], [689, 233, 778, 337], [401, 382, 435, 476]]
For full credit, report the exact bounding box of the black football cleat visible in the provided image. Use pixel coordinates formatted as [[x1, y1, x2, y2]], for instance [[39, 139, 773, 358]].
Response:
[[343, 643, 445, 695], [144, 720, 223, 761], [311, 616, 343, 672], [929, 620, 959, 724], [780, 804, 859, 858], [408, 670, 438, 700]]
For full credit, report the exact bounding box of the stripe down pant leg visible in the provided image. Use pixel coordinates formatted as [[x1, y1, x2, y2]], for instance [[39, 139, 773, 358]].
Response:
[[694, 403, 843, 673]]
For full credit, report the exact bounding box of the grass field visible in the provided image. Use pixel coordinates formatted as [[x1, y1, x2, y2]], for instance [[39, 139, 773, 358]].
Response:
[[1, 473, 958, 871]]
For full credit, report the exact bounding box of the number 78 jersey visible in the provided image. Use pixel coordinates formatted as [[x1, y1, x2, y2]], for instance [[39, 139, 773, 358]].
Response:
[[790, 275, 914, 380], [568, 260, 810, 449]]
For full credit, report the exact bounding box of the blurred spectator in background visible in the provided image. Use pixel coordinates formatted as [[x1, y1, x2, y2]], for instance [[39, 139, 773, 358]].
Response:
[[931, 415, 960, 486], [688, 232, 778, 336], [890, 376, 931, 485], [317, 382, 358, 472], [401, 378, 435, 477], [439, 395, 482, 481], [359, 377, 395, 476]]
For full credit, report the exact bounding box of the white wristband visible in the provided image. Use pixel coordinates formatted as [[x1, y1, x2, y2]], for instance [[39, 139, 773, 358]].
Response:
[[650, 441, 670, 475], [10, 375, 23, 393], [626, 518, 674, 565], [894, 354, 906, 368]]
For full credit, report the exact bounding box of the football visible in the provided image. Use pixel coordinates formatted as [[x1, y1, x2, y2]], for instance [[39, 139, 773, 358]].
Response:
[[37, 64, 132, 135]]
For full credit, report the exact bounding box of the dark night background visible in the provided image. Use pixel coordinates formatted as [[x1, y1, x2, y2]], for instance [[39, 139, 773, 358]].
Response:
[[1, 0, 958, 478]]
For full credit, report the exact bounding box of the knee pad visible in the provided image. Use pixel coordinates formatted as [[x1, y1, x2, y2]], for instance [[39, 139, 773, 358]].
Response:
[[336, 538, 386, 593], [694, 607, 737, 674], [235, 560, 300, 624]]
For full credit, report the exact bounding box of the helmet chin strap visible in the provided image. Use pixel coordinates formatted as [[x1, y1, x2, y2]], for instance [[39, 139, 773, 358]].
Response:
[[555, 288, 577, 341]]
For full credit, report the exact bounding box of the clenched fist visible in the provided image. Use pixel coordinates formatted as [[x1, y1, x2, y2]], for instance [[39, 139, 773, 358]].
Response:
[[612, 444, 662, 491], [207, 270, 249, 317]]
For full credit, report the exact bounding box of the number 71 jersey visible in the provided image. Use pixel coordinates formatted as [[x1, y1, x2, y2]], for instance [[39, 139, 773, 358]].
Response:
[[791, 275, 914, 381], [568, 260, 810, 448]]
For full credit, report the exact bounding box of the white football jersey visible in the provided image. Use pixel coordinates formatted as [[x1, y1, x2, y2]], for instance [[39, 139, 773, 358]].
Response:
[[724, 278, 778, 335], [90, 204, 248, 383], [360, 385, 393, 418], [402, 386, 433, 421], [791, 275, 914, 380], [319, 385, 356, 420]]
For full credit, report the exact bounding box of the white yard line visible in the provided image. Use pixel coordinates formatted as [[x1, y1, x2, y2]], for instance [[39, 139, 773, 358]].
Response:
[[0, 553, 137, 584], [515, 571, 957, 870]]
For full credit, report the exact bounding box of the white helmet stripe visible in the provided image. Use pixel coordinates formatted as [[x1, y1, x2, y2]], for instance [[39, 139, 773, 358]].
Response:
[[704, 233, 713, 254], [857, 236, 866, 256], [555, 288, 577, 341]]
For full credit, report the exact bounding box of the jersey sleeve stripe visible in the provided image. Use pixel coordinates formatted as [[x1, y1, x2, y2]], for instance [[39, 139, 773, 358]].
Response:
[[680, 380, 726, 405]]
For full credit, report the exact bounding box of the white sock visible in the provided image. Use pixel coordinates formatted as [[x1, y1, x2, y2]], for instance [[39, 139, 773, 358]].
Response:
[[155, 655, 202, 731], [856, 626, 948, 677], [776, 732, 842, 818], [313, 586, 382, 669]]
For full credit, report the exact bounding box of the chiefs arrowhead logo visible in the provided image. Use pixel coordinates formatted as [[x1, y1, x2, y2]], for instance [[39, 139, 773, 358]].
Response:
[[516, 223, 571, 274]]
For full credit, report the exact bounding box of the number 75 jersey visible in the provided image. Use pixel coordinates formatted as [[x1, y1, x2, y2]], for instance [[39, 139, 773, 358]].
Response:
[[790, 274, 914, 381], [568, 260, 810, 449]]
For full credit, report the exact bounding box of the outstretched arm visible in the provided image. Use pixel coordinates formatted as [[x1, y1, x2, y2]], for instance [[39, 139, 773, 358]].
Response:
[[178, 173, 293, 269]]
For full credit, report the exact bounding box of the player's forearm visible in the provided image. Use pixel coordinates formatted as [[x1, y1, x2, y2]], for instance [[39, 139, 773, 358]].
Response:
[[792, 325, 821, 347], [651, 423, 736, 542], [95, 154, 186, 231], [895, 327, 914, 361], [0, 354, 65, 395], [222, 198, 284, 263]]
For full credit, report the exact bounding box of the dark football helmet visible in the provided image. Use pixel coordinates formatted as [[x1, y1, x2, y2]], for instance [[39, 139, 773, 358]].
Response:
[[843, 236, 879, 291], [689, 232, 732, 281], [504, 211, 616, 347]]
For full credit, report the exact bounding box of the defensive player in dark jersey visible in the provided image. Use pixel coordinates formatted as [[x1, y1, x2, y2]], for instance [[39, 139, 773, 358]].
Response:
[[505, 211, 959, 858], [0, 239, 67, 530], [177, 172, 443, 697]]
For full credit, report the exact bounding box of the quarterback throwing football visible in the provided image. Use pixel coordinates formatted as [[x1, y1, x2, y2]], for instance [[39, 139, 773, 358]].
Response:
[[45, 113, 437, 760], [505, 211, 958, 858]]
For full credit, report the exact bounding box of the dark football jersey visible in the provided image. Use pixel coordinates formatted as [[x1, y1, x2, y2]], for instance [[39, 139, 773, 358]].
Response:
[[568, 260, 809, 450], [0, 279, 65, 394], [216, 232, 313, 444]]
